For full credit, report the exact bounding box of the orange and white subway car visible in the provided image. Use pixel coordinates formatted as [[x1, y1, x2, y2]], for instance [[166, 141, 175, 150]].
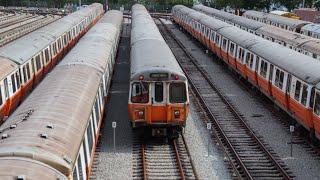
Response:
[[129, 4, 189, 137]]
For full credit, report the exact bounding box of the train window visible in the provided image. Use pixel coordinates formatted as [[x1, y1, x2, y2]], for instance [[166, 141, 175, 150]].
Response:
[[245, 52, 254, 68], [210, 32, 215, 41], [31, 59, 36, 74], [294, 80, 301, 101], [0, 87, 2, 105], [215, 34, 220, 45], [41, 52, 45, 65], [45, 48, 50, 62], [269, 64, 274, 81], [22, 66, 27, 82], [11, 74, 16, 93], [131, 82, 149, 103], [169, 83, 187, 103], [87, 120, 93, 153], [77, 155, 83, 180], [35, 55, 41, 71], [274, 69, 284, 90], [222, 38, 228, 50], [3, 78, 9, 99], [155, 82, 163, 103], [229, 43, 235, 55], [72, 165, 79, 180], [82, 142, 88, 168], [15, 72, 20, 89], [301, 84, 308, 106], [255, 57, 260, 71], [313, 54, 317, 59], [94, 100, 99, 129], [238, 48, 245, 62], [26, 63, 31, 79], [314, 92, 320, 115]]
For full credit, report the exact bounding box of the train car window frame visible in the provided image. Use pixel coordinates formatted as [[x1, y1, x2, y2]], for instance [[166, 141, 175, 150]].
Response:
[[301, 84, 309, 106], [259, 60, 268, 78], [215, 34, 220, 46], [229, 42, 235, 56], [22, 66, 27, 83], [0, 85, 2, 106], [15, 72, 20, 89], [276, 68, 285, 90], [222, 38, 228, 51], [3, 78, 9, 99], [35, 55, 41, 71], [31, 59, 36, 74], [11, 74, 16, 93], [294, 80, 302, 101], [169, 82, 187, 103], [26, 63, 31, 80], [154, 82, 164, 103], [313, 91, 320, 116]]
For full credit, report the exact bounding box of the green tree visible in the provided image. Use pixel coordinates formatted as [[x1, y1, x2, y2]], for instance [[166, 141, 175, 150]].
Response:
[[275, 0, 300, 11]]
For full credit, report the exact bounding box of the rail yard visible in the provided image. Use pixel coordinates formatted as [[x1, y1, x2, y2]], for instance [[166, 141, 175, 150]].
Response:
[[0, 2, 320, 180]]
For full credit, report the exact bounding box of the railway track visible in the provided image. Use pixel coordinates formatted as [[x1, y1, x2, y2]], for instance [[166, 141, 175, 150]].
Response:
[[132, 134, 197, 180], [157, 18, 294, 180]]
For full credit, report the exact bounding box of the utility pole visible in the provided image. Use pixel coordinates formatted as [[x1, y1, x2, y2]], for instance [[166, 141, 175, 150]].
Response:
[[79, 0, 81, 8]]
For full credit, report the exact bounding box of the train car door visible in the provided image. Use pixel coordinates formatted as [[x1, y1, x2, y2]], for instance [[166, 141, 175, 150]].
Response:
[[151, 82, 167, 122]]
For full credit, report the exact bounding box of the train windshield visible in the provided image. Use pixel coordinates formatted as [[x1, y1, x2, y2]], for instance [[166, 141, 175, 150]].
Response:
[[131, 82, 149, 103], [169, 83, 187, 103]]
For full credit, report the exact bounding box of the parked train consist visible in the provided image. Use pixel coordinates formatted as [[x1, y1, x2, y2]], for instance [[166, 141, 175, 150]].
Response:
[[0, 10, 123, 179], [129, 4, 189, 138], [243, 9, 320, 39], [172, 5, 320, 140], [193, 5, 320, 60], [0, 3, 104, 123]]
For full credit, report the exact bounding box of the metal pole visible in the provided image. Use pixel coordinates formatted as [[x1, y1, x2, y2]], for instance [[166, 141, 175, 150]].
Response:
[[290, 131, 293, 157], [79, 0, 81, 8], [113, 127, 116, 152]]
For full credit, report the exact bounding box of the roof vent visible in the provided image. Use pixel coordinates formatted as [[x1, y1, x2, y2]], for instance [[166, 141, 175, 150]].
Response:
[[10, 124, 17, 129], [63, 155, 72, 164], [1, 134, 8, 139], [46, 124, 54, 129], [22, 116, 28, 121], [40, 133, 48, 139], [16, 175, 26, 180]]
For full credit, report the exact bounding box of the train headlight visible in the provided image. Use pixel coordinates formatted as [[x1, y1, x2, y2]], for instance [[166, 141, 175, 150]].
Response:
[[174, 110, 180, 118], [135, 109, 145, 120]]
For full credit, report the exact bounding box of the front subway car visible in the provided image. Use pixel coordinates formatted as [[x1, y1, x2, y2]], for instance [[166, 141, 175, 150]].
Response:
[[129, 4, 189, 137]]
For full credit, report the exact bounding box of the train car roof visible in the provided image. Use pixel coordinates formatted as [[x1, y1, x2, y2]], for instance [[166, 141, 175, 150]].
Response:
[[0, 58, 18, 81], [301, 23, 320, 35], [0, 11, 122, 176], [257, 26, 311, 46], [300, 40, 320, 54], [251, 42, 320, 84], [0, 3, 102, 65], [243, 10, 267, 19], [177, 6, 320, 84], [131, 40, 185, 81], [231, 15, 266, 30], [193, 5, 266, 30], [266, 14, 309, 28], [131, 4, 185, 81], [0, 157, 66, 180], [244, 10, 310, 29], [0, 65, 101, 175]]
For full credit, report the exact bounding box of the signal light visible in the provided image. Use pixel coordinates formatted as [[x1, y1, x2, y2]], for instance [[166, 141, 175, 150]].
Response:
[[174, 75, 179, 80], [139, 75, 144, 80]]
